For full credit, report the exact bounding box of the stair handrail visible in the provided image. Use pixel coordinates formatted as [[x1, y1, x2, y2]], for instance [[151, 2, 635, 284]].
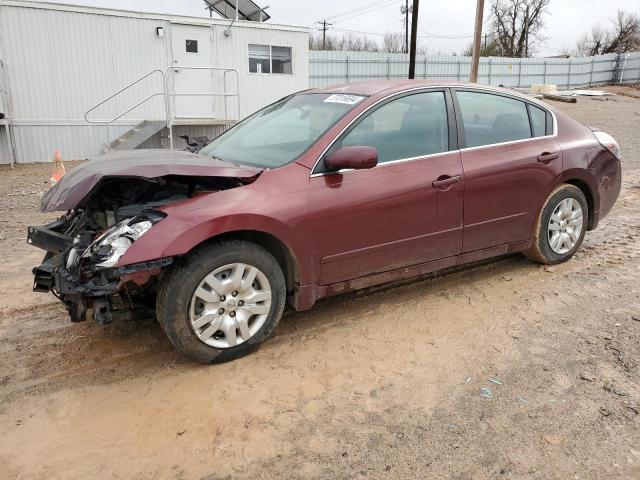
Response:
[[84, 66, 240, 150], [165, 66, 240, 119], [84, 69, 168, 124], [164, 66, 240, 149]]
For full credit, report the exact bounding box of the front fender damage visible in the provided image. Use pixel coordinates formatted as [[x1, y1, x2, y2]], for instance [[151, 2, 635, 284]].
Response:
[[29, 167, 259, 324]]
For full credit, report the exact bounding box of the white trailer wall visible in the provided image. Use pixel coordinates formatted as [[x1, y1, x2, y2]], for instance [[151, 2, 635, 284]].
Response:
[[0, 4, 170, 162], [212, 23, 309, 117], [0, 1, 308, 163]]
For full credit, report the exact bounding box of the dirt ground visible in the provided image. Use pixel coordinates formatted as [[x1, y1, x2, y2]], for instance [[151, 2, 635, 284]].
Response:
[[1, 89, 640, 480]]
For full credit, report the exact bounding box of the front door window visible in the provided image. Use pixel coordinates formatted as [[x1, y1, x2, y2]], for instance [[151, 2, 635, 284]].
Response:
[[333, 91, 449, 164]]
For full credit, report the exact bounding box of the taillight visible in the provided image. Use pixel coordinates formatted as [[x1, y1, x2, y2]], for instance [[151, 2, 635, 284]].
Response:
[[593, 130, 621, 159]]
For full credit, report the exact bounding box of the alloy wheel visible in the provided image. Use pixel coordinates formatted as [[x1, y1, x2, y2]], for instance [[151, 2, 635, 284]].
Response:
[[547, 198, 584, 255]]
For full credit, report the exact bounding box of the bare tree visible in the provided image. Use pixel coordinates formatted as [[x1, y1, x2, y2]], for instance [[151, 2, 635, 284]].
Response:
[[381, 32, 404, 53], [308, 30, 422, 54], [309, 32, 378, 52], [337, 33, 379, 52], [575, 26, 609, 57], [575, 10, 640, 56], [309, 33, 337, 51], [463, 35, 502, 56], [488, 0, 549, 57]]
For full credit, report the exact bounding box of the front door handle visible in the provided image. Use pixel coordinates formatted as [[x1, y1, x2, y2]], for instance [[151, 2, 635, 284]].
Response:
[[432, 175, 460, 189], [537, 152, 559, 163]]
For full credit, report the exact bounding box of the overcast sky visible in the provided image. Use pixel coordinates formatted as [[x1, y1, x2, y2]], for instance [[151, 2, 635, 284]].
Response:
[[40, 0, 640, 55]]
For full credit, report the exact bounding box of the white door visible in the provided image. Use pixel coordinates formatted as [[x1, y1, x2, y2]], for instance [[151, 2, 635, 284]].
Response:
[[170, 24, 214, 118]]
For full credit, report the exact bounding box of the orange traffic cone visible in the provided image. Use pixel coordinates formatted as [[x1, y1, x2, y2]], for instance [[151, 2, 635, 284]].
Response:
[[50, 149, 66, 184]]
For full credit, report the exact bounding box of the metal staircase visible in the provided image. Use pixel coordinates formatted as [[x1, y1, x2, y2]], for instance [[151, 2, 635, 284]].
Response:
[[85, 67, 240, 152], [107, 120, 167, 151]]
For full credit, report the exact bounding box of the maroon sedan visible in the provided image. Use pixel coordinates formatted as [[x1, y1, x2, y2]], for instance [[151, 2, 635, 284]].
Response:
[[29, 81, 621, 363]]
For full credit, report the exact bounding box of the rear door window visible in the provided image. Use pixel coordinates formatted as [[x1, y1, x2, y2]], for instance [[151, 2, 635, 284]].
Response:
[[456, 91, 532, 148]]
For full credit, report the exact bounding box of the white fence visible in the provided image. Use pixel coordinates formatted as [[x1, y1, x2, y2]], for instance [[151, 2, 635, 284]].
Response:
[[309, 51, 640, 89]]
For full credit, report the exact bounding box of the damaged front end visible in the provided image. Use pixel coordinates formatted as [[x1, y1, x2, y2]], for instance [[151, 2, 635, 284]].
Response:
[[29, 210, 171, 323], [28, 150, 262, 324]]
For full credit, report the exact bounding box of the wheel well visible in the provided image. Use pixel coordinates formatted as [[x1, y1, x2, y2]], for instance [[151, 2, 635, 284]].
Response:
[[193, 230, 299, 295], [564, 179, 595, 230]]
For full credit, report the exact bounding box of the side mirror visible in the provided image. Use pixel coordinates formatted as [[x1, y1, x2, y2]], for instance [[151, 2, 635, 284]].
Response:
[[324, 146, 378, 172]]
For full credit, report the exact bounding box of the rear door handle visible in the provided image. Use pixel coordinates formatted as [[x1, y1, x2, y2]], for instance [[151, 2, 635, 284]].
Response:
[[537, 152, 559, 163], [432, 175, 460, 189]]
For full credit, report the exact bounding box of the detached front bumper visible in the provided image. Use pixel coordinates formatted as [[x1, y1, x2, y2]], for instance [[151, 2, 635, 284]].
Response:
[[28, 219, 172, 322]]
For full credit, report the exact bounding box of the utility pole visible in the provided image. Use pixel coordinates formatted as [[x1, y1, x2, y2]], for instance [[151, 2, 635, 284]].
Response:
[[470, 0, 485, 82], [524, 5, 529, 58], [408, 0, 420, 79], [404, 0, 409, 54], [318, 20, 333, 50]]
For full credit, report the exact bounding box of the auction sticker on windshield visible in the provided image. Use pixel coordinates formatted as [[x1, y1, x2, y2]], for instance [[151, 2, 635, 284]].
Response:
[[323, 94, 365, 105]]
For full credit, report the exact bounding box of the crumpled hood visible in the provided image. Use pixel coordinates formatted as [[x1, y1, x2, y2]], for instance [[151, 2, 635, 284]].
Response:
[[41, 149, 263, 212]]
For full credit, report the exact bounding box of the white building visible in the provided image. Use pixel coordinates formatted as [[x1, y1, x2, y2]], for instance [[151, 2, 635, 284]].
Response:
[[0, 0, 309, 164]]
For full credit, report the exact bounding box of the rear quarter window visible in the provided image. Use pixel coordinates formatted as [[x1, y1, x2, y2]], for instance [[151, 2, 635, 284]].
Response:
[[529, 104, 548, 137]]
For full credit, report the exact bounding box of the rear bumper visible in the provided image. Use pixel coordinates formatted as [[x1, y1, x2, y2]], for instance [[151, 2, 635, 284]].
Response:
[[584, 146, 622, 230], [597, 157, 622, 223]]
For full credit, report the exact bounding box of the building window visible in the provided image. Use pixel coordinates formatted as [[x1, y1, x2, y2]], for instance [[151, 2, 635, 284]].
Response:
[[248, 44, 292, 74], [271, 46, 292, 74], [185, 39, 198, 53], [248, 44, 271, 73]]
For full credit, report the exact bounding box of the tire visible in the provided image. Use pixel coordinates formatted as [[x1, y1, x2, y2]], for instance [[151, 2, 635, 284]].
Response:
[[157, 240, 286, 363], [524, 184, 588, 265]]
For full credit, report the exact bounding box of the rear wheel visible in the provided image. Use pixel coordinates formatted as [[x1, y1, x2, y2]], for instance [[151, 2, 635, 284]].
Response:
[[524, 184, 588, 265], [157, 240, 286, 363]]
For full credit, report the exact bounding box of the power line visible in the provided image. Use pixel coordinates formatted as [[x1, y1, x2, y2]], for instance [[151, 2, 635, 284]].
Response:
[[423, 32, 474, 39], [331, 28, 393, 36], [325, 0, 392, 21], [332, 27, 471, 40], [367, 19, 405, 31], [418, 26, 473, 39], [323, 0, 397, 22], [316, 0, 484, 42], [329, 0, 399, 24]]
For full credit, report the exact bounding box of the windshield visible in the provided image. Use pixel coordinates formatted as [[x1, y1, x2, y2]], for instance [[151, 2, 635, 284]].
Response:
[[199, 93, 366, 168]]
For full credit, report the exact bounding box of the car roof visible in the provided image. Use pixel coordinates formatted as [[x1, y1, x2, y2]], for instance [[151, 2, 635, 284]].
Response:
[[306, 80, 531, 101]]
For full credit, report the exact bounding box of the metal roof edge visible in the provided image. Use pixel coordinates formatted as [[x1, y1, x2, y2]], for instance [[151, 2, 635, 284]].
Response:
[[0, 1, 309, 33]]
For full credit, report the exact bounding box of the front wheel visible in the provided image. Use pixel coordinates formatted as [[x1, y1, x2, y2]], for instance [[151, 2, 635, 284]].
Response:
[[524, 184, 588, 265], [157, 240, 286, 363]]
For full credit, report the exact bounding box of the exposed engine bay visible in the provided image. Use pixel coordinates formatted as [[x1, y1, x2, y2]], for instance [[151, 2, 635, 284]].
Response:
[[28, 175, 248, 324]]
